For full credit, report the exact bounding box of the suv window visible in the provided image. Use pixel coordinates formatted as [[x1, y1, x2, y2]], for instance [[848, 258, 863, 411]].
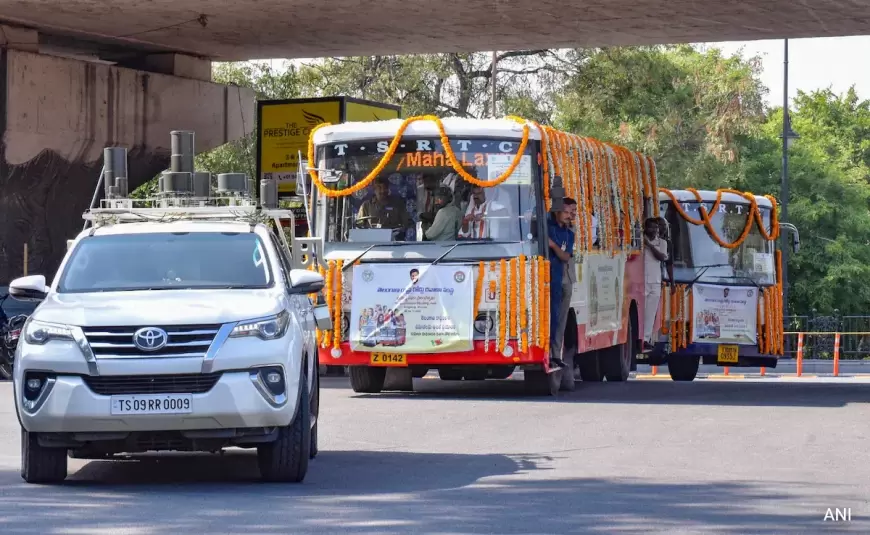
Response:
[[57, 232, 274, 293]]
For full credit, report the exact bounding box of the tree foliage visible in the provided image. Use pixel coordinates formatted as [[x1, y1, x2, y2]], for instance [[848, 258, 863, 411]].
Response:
[[182, 47, 870, 316]]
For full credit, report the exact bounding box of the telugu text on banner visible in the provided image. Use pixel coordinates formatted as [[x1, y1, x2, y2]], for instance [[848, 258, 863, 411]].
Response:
[[691, 284, 758, 345], [349, 264, 474, 353]]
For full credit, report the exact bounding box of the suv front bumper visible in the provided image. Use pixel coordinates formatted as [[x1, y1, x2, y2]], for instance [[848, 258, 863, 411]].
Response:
[[16, 370, 297, 434]]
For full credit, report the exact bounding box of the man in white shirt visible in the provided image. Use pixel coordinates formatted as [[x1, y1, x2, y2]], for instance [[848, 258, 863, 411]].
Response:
[[458, 186, 491, 239], [643, 217, 669, 350]]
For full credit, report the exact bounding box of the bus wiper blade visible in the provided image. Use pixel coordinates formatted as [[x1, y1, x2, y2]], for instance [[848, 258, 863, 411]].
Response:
[[690, 264, 731, 285], [431, 240, 520, 265], [341, 242, 421, 272]]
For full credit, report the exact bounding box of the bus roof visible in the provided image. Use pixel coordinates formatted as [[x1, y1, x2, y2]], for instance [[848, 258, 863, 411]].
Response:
[[312, 117, 543, 144], [659, 189, 774, 208]]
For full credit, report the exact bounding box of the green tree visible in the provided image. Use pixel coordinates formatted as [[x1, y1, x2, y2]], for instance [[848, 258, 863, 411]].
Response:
[[555, 45, 767, 189]]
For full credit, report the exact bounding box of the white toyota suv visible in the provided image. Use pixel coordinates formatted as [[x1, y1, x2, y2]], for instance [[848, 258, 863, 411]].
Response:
[[8, 217, 328, 484]]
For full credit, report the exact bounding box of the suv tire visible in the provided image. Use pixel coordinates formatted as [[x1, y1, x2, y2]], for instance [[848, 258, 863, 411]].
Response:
[[21, 429, 67, 484], [257, 370, 311, 483]]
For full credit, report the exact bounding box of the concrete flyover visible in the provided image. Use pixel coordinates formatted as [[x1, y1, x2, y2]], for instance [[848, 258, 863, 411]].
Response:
[[1, 1, 870, 280], [2, 0, 870, 59], [0, 26, 255, 283]]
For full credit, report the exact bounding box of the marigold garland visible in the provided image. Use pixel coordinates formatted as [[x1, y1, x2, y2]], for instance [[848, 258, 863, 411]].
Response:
[[519, 255, 529, 353], [509, 258, 518, 340], [322, 261, 335, 348], [307, 115, 529, 197], [498, 259, 508, 353], [659, 188, 781, 250], [333, 259, 344, 349]]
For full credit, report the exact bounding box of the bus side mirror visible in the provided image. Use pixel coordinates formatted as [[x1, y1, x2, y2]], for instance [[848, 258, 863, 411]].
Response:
[[792, 233, 800, 254]]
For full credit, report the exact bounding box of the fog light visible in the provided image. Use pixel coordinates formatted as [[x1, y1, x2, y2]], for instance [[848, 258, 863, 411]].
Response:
[[266, 372, 281, 384], [26, 378, 42, 390]]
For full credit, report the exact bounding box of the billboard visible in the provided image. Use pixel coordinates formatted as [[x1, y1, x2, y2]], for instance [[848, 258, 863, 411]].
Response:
[[256, 97, 401, 194]]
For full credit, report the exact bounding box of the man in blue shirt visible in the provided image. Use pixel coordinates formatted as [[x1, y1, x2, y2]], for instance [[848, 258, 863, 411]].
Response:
[[548, 197, 577, 381]]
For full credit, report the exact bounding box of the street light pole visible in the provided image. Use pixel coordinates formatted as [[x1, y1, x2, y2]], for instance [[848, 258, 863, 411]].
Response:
[[781, 38, 790, 319]]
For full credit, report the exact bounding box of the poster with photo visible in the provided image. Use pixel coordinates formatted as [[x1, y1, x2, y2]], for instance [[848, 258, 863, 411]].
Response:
[[691, 284, 758, 344], [349, 264, 474, 353]]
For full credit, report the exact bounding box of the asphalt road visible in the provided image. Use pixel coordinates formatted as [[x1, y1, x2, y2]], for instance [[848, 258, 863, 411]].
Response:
[[0, 376, 869, 534]]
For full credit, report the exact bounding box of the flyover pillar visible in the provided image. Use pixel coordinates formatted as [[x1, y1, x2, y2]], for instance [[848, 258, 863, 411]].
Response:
[[0, 47, 255, 283]]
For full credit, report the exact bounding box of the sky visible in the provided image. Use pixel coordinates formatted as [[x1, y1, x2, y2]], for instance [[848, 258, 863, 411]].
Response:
[[702, 36, 870, 108]]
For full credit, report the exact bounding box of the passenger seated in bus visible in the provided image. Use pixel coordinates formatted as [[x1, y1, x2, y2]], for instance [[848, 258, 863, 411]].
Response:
[[417, 174, 440, 234], [458, 185, 492, 239], [424, 187, 463, 241], [356, 175, 411, 234]]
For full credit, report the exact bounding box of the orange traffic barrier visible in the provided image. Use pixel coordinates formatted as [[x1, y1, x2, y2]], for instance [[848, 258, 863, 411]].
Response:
[[833, 333, 841, 377], [724, 366, 730, 375], [651, 365, 658, 376]]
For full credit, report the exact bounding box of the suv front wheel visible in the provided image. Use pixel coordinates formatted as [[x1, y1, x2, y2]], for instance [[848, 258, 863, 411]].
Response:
[[257, 369, 311, 482], [21, 429, 68, 484]]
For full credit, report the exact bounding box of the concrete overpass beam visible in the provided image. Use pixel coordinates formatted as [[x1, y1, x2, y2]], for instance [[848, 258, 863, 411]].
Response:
[[133, 53, 213, 82], [0, 49, 255, 283], [0, 24, 39, 53]]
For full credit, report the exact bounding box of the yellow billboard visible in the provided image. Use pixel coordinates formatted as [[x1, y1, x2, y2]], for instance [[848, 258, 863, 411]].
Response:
[[257, 97, 401, 193]]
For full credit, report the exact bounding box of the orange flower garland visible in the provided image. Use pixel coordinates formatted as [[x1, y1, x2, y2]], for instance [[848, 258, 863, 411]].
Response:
[[307, 115, 529, 197], [322, 261, 334, 348], [659, 188, 781, 250], [498, 259, 508, 353], [333, 259, 344, 350], [519, 255, 529, 353], [509, 258, 518, 339]]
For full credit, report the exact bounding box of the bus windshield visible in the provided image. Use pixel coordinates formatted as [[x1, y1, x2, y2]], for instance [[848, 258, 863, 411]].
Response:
[[317, 137, 538, 244], [661, 200, 776, 286]]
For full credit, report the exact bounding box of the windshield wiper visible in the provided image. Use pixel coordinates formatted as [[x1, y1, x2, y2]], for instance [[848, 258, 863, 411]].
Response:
[[431, 240, 519, 265], [688, 264, 731, 285], [341, 242, 421, 272]]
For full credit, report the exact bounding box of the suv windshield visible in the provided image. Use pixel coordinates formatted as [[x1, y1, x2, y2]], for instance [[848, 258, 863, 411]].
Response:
[[317, 137, 538, 243], [661, 200, 776, 286], [58, 233, 273, 293]]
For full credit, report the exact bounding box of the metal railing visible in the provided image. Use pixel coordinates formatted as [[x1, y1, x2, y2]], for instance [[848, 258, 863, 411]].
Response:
[[783, 314, 870, 361]]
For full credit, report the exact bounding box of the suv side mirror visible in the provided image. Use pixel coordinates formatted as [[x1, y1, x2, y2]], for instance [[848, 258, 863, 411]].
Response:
[[288, 269, 325, 295], [9, 275, 48, 301]]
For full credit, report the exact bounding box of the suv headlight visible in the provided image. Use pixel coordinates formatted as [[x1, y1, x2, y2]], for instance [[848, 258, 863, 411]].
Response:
[[24, 320, 74, 345], [230, 310, 290, 340]]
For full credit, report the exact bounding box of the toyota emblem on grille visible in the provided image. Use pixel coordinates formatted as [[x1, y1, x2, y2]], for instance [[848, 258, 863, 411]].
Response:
[[133, 327, 168, 351]]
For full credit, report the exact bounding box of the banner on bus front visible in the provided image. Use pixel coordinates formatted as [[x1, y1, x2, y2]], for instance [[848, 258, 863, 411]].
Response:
[[349, 264, 474, 354], [691, 284, 757, 345]]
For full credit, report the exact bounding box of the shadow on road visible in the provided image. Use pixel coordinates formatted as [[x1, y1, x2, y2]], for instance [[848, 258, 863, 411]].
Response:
[[325, 376, 870, 409], [0, 451, 838, 534]]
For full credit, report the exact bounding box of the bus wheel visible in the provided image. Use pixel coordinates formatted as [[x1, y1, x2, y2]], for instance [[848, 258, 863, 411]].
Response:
[[603, 323, 635, 382], [349, 366, 386, 393], [577, 352, 603, 382], [668, 356, 700, 381], [524, 369, 560, 396]]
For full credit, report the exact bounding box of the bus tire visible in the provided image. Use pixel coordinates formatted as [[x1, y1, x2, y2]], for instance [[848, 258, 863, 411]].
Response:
[[349, 366, 386, 393], [603, 308, 637, 382], [668, 356, 700, 381], [577, 352, 604, 382], [438, 368, 464, 381], [524, 369, 559, 396]]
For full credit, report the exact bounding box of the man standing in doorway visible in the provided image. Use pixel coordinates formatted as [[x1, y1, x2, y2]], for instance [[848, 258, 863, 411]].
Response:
[[643, 218, 669, 350], [548, 197, 577, 387]]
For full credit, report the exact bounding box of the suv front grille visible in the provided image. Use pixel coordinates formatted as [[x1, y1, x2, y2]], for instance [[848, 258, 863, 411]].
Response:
[[82, 324, 221, 359], [83, 373, 222, 395]]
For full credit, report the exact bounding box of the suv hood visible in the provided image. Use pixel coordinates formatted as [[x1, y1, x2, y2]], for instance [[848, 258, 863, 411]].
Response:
[[32, 289, 286, 327]]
